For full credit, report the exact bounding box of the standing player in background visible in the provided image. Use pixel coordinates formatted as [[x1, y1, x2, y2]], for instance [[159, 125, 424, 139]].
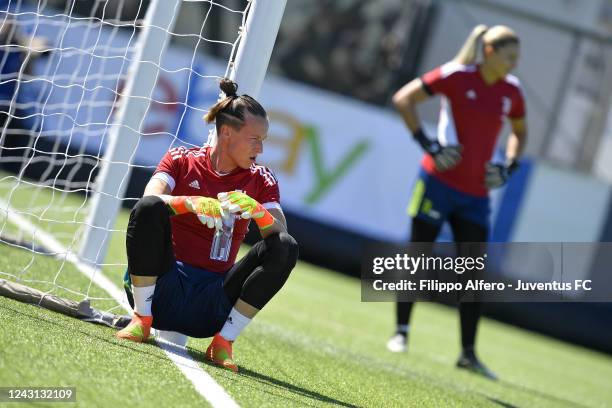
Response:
[[387, 25, 527, 379], [115, 78, 299, 373]]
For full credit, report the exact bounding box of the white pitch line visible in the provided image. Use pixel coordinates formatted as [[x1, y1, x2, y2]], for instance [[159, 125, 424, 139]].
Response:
[[0, 198, 239, 408], [157, 340, 239, 408]]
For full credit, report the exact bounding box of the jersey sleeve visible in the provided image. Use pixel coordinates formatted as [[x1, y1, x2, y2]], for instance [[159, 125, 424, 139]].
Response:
[[420, 62, 464, 96], [153, 147, 187, 189], [508, 86, 526, 119], [254, 166, 281, 211]]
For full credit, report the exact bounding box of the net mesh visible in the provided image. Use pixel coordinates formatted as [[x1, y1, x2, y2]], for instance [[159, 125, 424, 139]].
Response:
[[0, 0, 249, 311]]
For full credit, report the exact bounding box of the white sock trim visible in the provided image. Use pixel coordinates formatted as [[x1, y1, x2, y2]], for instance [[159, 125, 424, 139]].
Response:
[[397, 324, 409, 333], [133, 284, 155, 316], [219, 308, 251, 341]]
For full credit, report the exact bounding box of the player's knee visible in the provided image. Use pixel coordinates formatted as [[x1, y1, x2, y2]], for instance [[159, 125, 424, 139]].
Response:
[[130, 195, 168, 223], [265, 232, 299, 268]]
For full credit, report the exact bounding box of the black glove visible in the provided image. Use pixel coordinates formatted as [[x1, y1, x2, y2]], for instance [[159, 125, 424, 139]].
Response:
[[413, 128, 462, 171], [484, 160, 519, 189]]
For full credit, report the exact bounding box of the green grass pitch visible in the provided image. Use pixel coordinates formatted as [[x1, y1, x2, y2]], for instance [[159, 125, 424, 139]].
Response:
[[1, 175, 612, 407]]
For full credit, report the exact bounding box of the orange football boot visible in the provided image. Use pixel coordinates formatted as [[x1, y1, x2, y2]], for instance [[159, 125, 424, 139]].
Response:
[[115, 313, 152, 343], [205, 333, 238, 373]]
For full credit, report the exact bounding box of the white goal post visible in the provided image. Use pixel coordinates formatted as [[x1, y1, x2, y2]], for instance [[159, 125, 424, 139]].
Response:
[[80, 0, 287, 268], [0, 0, 286, 310], [0, 0, 286, 401]]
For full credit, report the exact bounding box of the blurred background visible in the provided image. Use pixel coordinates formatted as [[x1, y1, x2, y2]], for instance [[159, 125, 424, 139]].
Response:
[[2, 0, 612, 353]]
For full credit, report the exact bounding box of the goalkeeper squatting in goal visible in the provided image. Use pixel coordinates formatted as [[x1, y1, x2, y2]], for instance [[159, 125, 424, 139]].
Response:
[[116, 78, 299, 373]]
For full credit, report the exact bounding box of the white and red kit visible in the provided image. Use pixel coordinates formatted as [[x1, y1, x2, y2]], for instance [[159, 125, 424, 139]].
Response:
[[421, 62, 526, 197]]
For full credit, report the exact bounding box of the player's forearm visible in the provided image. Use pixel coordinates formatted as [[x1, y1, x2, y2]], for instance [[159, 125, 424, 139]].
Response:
[[505, 131, 527, 162], [143, 177, 172, 197], [392, 79, 428, 134], [393, 96, 421, 133], [141, 182, 187, 215], [397, 106, 422, 135], [259, 207, 288, 238], [157, 194, 192, 215], [259, 216, 287, 239]]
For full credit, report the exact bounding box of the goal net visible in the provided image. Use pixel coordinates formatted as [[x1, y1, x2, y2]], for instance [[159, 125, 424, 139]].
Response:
[[0, 0, 283, 316]]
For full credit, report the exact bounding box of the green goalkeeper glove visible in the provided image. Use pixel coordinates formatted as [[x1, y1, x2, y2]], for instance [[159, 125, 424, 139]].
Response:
[[217, 191, 275, 230], [162, 195, 224, 229]]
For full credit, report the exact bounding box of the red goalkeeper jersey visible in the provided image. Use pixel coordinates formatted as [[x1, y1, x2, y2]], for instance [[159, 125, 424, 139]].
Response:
[[153, 145, 281, 273], [420, 62, 526, 197]]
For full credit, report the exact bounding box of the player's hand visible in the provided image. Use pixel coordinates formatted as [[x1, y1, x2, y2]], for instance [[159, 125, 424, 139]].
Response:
[[217, 191, 264, 219], [432, 144, 462, 172], [184, 196, 224, 229], [484, 160, 519, 189], [218, 191, 276, 230], [413, 128, 462, 171]]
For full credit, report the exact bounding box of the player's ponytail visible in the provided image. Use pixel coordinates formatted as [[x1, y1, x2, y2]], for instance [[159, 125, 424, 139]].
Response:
[[204, 78, 267, 132], [453, 24, 488, 65]]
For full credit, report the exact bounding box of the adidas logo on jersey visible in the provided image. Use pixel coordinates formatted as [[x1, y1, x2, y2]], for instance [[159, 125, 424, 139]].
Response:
[[466, 89, 477, 100], [189, 180, 200, 189]]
